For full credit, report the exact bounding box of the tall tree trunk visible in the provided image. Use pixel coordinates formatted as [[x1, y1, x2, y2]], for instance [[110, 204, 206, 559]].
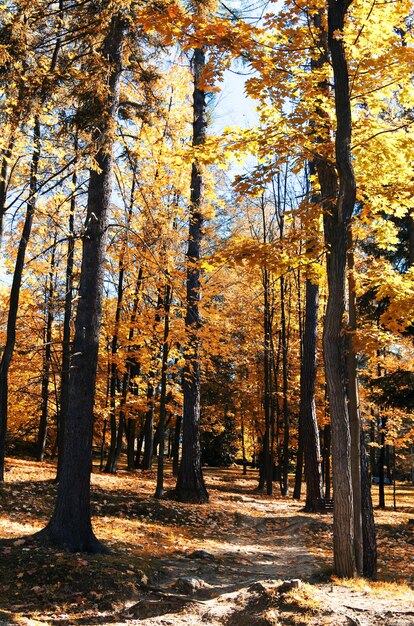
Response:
[[37, 16, 124, 551], [37, 236, 56, 461], [360, 426, 377, 578], [293, 261, 304, 499], [378, 414, 386, 508], [105, 260, 126, 473], [323, 423, 331, 499], [280, 274, 289, 496], [259, 193, 273, 495], [346, 242, 364, 574], [0, 1, 64, 481], [141, 382, 155, 470], [172, 411, 182, 477], [0, 116, 40, 482], [155, 283, 171, 498], [56, 139, 77, 482], [301, 278, 324, 511], [323, 0, 357, 577], [175, 44, 208, 504], [105, 170, 136, 473]]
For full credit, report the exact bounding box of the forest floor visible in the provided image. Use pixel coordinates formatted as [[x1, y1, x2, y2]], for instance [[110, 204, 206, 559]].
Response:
[[0, 458, 413, 625]]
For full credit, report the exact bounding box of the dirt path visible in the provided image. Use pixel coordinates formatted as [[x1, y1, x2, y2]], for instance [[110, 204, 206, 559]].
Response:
[[1, 461, 413, 625]]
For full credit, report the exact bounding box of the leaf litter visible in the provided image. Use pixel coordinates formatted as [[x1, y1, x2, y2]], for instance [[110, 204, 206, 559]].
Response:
[[0, 458, 413, 625]]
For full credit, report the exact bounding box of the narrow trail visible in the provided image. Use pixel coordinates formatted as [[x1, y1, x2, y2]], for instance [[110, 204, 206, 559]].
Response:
[[1, 461, 413, 625]]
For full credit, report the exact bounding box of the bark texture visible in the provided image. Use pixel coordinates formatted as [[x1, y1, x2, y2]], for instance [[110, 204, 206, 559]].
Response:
[[360, 427, 377, 579], [175, 45, 208, 504], [37, 16, 123, 551], [324, 0, 357, 577], [301, 278, 323, 511]]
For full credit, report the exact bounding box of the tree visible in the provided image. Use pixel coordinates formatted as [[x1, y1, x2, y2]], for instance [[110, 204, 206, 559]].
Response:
[[175, 4, 213, 504], [37, 13, 124, 551]]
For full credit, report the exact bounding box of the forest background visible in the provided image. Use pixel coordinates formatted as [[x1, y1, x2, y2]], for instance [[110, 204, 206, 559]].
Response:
[[0, 0, 413, 590]]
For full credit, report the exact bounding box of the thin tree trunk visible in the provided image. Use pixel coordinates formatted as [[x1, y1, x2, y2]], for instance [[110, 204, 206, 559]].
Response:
[[323, 0, 357, 577], [37, 16, 124, 551], [56, 139, 77, 482], [141, 382, 155, 470], [346, 242, 364, 574], [172, 411, 182, 477], [37, 236, 56, 461], [301, 278, 324, 511], [0, 116, 40, 482], [135, 420, 145, 469], [324, 424, 331, 499], [360, 426, 377, 579], [280, 274, 289, 496], [378, 414, 386, 508], [241, 405, 247, 475], [175, 44, 208, 504], [105, 170, 136, 473], [155, 283, 171, 498], [293, 262, 304, 500]]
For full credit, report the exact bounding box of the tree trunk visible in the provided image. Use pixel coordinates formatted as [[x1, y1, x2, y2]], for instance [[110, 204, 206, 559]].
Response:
[[172, 411, 182, 477], [126, 418, 136, 471], [104, 171, 136, 474], [0, 116, 40, 482], [155, 283, 171, 498], [260, 193, 273, 495], [323, 0, 357, 577], [301, 278, 324, 511], [56, 140, 77, 482], [36, 16, 124, 551], [323, 424, 331, 499], [346, 243, 364, 574], [378, 414, 386, 508], [141, 382, 155, 470], [37, 236, 56, 461], [175, 44, 208, 504], [280, 275, 289, 496], [360, 426, 377, 579]]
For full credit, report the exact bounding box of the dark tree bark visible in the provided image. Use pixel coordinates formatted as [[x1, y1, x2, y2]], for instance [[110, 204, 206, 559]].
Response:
[[36, 16, 124, 551], [155, 282, 171, 498], [323, 0, 357, 577], [105, 171, 136, 473], [360, 427, 377, 579], [301, 278, 324, 511], [141, 382, 155, 470], [378, 414, 386, 508], [0, 0, 63, 481], [56, 139, 77, 482], [258, 196, 273, 495], [323, 424, 331, 499], [104, 257, 126, 474], [280, 274, 290, 496], [37, 236, 56, 461], [346, 242, 363, 573], [0, 116, 40, 482], [175, 44, 208, 504], [172, 411, 182, 477]]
